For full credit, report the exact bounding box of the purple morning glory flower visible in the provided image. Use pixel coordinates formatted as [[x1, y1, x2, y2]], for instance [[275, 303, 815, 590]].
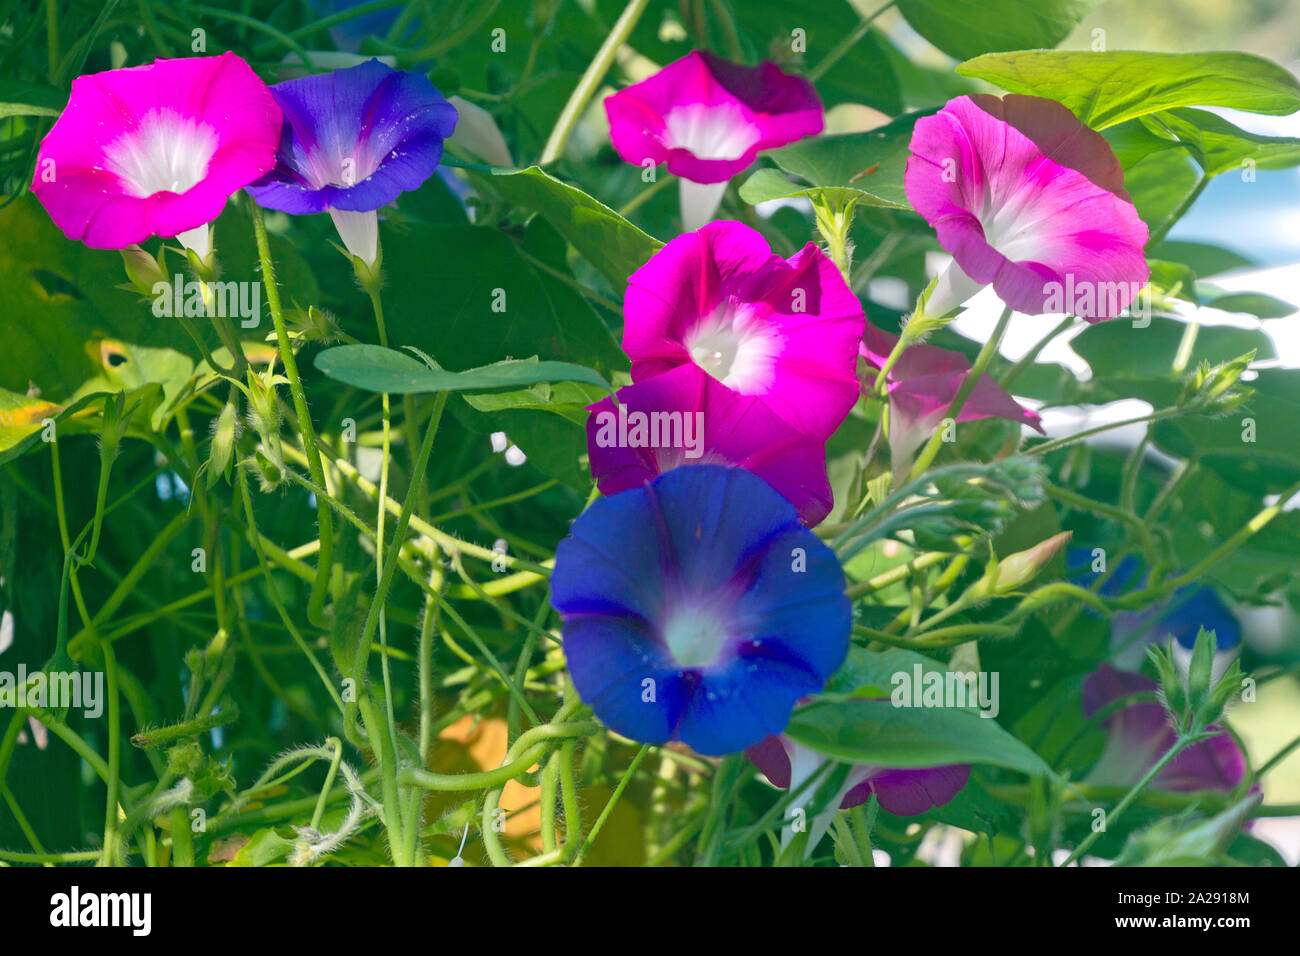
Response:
[[746, 730, 969, 814], [1066, 550, 1249, 793], [549, 465, 851, 756], [741, 722, 968, 853], [246, 59, 457, 265], [1082, 664, 1247, 793]]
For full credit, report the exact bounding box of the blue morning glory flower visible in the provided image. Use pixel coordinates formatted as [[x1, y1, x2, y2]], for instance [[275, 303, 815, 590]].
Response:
[[246, 59, 457, 265], [550, 465, 850, 756], [1067, 549, 1240, 667]]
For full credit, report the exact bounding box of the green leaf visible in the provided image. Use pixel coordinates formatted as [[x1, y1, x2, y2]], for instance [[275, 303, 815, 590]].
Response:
[[374, 220, 625, 488], [1072, 316, 1275, 384], [461, 380, 607, 426], [0, 388, 107, 465], [314, 344, 613, 397], [1142, 108, 1300, 176], [1150, 240, 1255, 278], [0, 78, 65, 119], [734, 2, 901, 114], [824, 645, 949, 698], [787, 698, 1054, 777], [475, 165, 662, 287], [897, 0, 1100, 62], [1153, 368, 1300, 494], [1196, 287, 1296, 319], [1121, 147, 1203, 242], [741, 111, 929, 210], [378, 221, 625, 377], [0, 195, 306, 404], [957, 51, 1300, 130], [226, 827, 294, 867]]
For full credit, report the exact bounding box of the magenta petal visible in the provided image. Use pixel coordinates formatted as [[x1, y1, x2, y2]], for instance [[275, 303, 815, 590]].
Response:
[[624, 221, 864, 441], [32, 53, 281, 248], [604, 51, 822, 184], [904, 94, 1149, 321], [860, 322, 1043, 461], [586, 364, 833, 525]]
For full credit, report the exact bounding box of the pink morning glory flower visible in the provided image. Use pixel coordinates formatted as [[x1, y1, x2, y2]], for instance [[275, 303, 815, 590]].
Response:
[[604, 51, 822, 229], [860, 322, 1044, 472], [31, 53, 281, 257], [623, 221, 864, 442], [246, 59, 457, 268], [1083, 664, 1247, 793], [905, 94, 1149, 322], [746, 726, 969, 852], [585, 363, 833, 526]]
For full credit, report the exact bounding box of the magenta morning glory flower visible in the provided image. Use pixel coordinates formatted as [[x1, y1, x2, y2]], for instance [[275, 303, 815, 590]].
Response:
[[245, 59, 457, 267], [549, 465, 851, 756], [905, 94, 1149, 322], [584, 363, 833, 526], [623, 221, 864, 442], [31, 53, 281, 255], [1082, 664, 1247, 793], [860, 322, 1044, 472], [605, 51, 822, 229]]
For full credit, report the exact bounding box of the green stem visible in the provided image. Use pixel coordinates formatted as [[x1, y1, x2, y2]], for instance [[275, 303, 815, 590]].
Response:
[[1001, 314, 1073, 387], [907, 305, 1013, 481], [806, 0, 896, 82], [97, 641, 122, 867], [1027, 406, 1185, 458], [250, 202, 335, 628], [1060, 733, 1203, 865], [170, 806, 195, 867], [538, 0, 651, 165], [574, 744, 649, 866]]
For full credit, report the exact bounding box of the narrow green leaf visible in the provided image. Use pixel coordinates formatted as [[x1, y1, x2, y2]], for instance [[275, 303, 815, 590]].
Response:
[[475, 165, 662, 287], [314, 343, 614, 397], [787, 698, 1055, 777]]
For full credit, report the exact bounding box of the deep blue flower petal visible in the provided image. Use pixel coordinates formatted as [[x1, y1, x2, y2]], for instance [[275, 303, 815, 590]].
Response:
[[247, 59, 456, 214], [1162, 587, 1241, 651], [731, 525, 851, 679], [562, 616, 687, 745], [1066, 547, 1145, 596], [551, 465, 850, 755], [551, 483, 667, 622], [649, 465, 796, 592], [678, 653, 825, 755]]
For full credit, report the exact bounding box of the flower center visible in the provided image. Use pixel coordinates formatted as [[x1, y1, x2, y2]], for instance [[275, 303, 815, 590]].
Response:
[[662, 605, 730, 669], [104, 109, 218, 198], [663, 102, 760, 161], [685, 298, 780, 392]]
